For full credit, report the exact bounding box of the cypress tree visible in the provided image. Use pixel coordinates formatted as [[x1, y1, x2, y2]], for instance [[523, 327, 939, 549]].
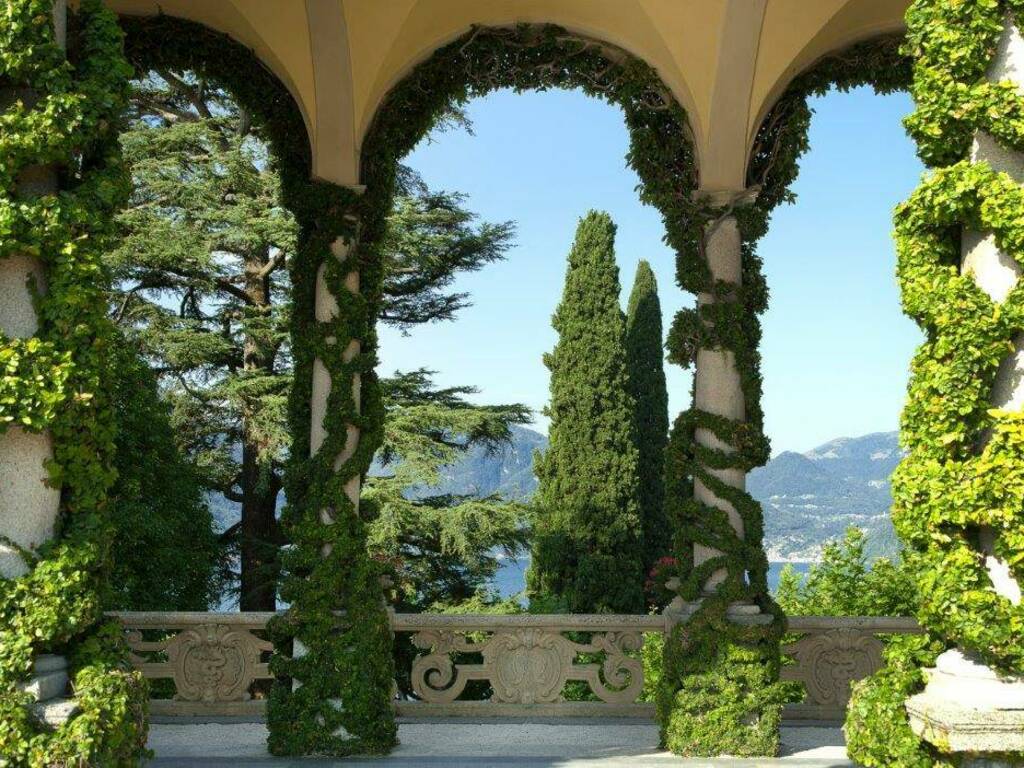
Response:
[[528, 211, 645, 613], [625, 260, 670, 576]]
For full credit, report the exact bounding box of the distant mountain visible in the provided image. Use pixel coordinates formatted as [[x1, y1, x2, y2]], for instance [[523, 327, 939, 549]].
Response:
[[424, 427, 904, 561], [427, 424, 547, 500], [752, 432, 904, 561], [400, 424, 547, 501], [209, 426, 905, 564]]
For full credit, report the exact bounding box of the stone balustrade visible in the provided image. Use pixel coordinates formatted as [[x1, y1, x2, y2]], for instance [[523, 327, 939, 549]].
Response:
[[781, 615, 921, 721], [112, 611, 275, 717], [107, 611, 922, 721]]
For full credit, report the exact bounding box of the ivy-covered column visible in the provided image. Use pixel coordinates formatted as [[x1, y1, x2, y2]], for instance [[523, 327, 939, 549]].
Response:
[[267, 186, 397, 756], [0, 0, 63, 582], [888, 4, 1024, 764], [690, 207, 749, 591], [659, 190, 786, 758], [0, 0, 147, 764]]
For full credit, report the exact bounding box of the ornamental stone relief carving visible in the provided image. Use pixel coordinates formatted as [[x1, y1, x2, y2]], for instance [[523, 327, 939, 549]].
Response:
[[409, 627, 645, 705], [782, 628, 884, 707], [125, 622, 272, 703]]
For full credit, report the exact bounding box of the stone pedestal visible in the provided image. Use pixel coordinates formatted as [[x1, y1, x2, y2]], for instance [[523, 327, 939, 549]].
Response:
[[17, 654, 78, 726], [906, 649, 1024, 763]]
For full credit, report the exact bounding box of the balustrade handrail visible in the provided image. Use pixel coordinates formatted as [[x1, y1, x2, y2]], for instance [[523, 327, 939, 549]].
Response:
[[106, 611, 924, 722], [106, 611, 277, 628], [391, 613, 667, 631], [106, 611, 920, 632], [787, 615, 920, 632]]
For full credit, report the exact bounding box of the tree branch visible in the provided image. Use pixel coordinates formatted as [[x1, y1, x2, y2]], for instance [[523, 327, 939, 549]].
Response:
[[257, 249, 286, 280]]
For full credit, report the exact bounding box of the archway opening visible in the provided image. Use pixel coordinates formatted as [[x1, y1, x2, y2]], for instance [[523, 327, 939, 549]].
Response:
[[375, 85, 691, 613], [755, 83, 924, 575]]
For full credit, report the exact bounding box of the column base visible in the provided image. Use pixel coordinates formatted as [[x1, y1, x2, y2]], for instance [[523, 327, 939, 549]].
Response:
[[18, 654, 79, 727], [663, 598, 773, 626], [906, 649, 1024, 758]]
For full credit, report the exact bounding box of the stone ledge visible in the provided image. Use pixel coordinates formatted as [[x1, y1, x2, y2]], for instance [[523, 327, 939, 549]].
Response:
[[906, 694, 1024, 754]]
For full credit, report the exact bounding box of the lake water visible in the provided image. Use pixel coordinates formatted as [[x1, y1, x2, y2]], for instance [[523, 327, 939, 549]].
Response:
[[490, 558, 811, 602]]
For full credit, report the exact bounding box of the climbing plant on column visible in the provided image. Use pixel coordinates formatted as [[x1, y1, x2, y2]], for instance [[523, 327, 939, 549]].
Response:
[[657, 33, 912, 758], [845, 2, 1024, 765], [118, 15, 397, 757], [0, 0, 147, 764]]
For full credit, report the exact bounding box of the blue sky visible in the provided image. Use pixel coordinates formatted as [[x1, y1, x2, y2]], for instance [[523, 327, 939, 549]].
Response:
[[377, 85, 925, 455]]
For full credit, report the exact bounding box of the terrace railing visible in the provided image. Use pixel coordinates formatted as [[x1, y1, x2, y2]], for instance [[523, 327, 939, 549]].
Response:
[[107, 611, 922, 721]]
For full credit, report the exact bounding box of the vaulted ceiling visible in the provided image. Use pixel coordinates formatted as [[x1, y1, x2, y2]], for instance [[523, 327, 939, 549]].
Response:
[[105, 0, 911, 188]]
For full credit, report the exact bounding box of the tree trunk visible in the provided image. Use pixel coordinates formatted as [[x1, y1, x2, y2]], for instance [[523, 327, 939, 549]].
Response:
[[239, 443, 280, 610], [238, 249, 280, 611]]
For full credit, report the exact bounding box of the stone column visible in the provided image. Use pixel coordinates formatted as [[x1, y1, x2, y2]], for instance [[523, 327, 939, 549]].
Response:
[[906, 15, 1024, 764], [310, 232, 363, 520], [691, 204, 748, 594], [0, 0, 74, 726], [294, 223, 363, 712], [0, 0, 64, 579]]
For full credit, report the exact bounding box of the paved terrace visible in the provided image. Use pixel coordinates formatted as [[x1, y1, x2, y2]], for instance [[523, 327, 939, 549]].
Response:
[[146, 721, 851, 767]]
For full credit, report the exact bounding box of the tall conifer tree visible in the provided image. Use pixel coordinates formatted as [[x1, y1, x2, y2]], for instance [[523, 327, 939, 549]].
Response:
[[528, 211, 645, 613], [625, 260, 670, 576]]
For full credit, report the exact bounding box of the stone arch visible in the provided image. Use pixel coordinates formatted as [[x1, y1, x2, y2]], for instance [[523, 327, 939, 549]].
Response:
[[748, 0, 910, 157], [745, 33, 911, 214], [350, 25, 786, 757], [353, 5, 702, 160], [356, 24, 700, 290]]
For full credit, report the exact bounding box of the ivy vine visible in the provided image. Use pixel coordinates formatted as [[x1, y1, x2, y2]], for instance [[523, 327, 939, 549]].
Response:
[[0, 1, 147, 764], [118, 15, 397, 758], [897, 1, 1024, 675], [658, 33, 912, 758], [848, 2, 1024, 765]]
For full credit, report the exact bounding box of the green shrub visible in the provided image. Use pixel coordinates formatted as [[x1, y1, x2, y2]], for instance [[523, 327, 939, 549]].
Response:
[[774, 527, 918, 617], [845, 634, 950, 768]]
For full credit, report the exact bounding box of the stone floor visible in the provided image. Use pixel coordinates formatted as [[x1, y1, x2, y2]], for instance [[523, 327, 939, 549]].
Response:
[[146, 721, 852, 767]]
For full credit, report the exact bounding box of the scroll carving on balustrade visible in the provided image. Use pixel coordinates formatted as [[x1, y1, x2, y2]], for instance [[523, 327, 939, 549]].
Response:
[[409, 626, 646, 705], [116, 612, 275, 715], [782, 627, 885, 711]]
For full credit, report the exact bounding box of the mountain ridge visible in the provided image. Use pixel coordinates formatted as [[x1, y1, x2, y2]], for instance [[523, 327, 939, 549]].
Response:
[[210, 426, 905, 563], [419, 425, 904, 561]]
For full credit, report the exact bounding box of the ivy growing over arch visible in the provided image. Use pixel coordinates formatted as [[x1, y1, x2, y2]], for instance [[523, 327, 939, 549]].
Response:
[[0, 1, 147, 764], [360, 23, 784, 757]]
